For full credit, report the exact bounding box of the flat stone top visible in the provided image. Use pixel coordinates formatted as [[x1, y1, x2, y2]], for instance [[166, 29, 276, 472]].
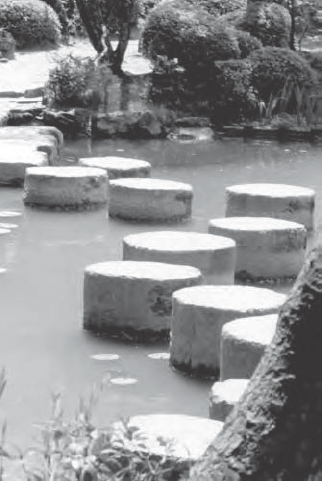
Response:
[[173, 285, 285, 311], [124, 231, 236, 251], [25, 166, 107, 178], [86, 260, 202, 281], [122, 414, 223, 460], [0, 228, 10, 235], [209, 217, 306, 231], [223, 314, 278, 345], [79, 156, 151, 170], [110, 178, 193, 192], [227, 183, 315, 197], [210, 379, 249, 402]]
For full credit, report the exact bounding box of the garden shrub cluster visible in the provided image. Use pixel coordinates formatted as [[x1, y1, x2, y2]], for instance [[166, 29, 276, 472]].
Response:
[[142, 0, 317, 124], [249, 47, 317, 102], [44, 54, 116, 108], [0, 0, 61, 49]]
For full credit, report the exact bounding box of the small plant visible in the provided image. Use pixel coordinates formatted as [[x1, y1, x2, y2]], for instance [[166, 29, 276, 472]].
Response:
[[44, 54, 116, 109], [0, 0, 61, 49]]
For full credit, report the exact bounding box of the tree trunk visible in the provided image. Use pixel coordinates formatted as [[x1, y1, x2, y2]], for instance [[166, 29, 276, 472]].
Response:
[[74, 0, 137, 75], [189, 246, 322, 481]]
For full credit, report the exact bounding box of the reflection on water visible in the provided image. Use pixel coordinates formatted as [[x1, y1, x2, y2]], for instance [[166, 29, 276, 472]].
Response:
[[0, 137, 321, 447]]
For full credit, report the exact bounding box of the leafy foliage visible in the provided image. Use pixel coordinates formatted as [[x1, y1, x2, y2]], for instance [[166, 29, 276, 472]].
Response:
[[44, 54, 115, 108], [0, 0, 61, 49], [235, 30, 263, 58], [141, 0, 241, 66], [249, 47, 317, 102]]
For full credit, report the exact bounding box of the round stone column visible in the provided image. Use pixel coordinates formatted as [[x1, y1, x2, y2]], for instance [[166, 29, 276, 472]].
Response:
[[108, 178, 193, 222], [226, 183, 315, 231], [123, 231, 236, 284], [23, 166, 108, 210], [170, 285, 285, 377], [79, 156, 151, 179], [209, 379, 249, 421], [220, 314, 278, 380], [208, 216, 307, 280], [83, 260, 202, 341]]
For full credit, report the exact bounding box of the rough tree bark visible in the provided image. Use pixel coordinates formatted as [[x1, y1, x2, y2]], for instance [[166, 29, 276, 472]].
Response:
[[189, 246, 322, 481], [74, 0, 138, 75]]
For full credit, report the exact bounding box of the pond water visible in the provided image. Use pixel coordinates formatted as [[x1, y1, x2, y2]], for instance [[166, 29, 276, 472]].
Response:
[[0, 136, 321, 448]]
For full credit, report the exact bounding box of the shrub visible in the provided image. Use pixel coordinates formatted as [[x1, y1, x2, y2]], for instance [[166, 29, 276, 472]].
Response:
[[0, 0, 61, 49], [210, 59, 258, 123], [241, 2, 291, 47], [0, 28, 15, 59], [184, 0, 246, 16], [249, 47, 317, 102], [221, 1, 291, 47], [236, 30, 262, 58], [142, 0, 241, 68], [44, 54, 115, 108]]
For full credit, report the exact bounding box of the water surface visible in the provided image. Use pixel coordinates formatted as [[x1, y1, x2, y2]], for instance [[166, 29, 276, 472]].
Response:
[[0, 137, 320, 447]]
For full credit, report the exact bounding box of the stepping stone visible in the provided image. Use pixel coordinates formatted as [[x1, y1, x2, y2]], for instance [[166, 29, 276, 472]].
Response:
[[220, 314, 278, 380], [83, 260, 202, 341], [23, 166, 108, 210], [108, 178, 193, 222], [208, 217, 307, 280], [170, 285, 285, 377], [0, 150, 48, 186], [79, 156, 151, 179], [0, 126, 63, 164], [209, 379, 249, 421], [226, 183, 315, 231], [123, 231, 236, 284], [111, 414, 223, 464]]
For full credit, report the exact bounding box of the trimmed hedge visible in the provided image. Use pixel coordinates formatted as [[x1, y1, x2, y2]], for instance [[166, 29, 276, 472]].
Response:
[[221, 1, 291, 48], [142, 0, 241, 68], [210, 59, 258, 123], [249, 47, 317, 102], [0, 0, 61, 49], [236, 30, 262, 58]]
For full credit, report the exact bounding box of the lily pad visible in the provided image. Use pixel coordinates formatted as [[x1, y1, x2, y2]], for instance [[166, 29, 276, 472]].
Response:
[[110, 377, 138, 386], [91, 354, 120, 361], [147, 352, 170, 360]]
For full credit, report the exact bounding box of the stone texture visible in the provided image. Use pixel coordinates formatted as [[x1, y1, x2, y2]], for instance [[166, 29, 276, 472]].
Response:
[[109, 178, 193, 222], [0, 150, 48, 186], [209, 379, 249, 421], [123, 230, 236, 284], [83, 260, 203, 340], [79, 156, 151, 180], [208, 216, 307, 280], [24, 166, 108, 210], [112, 414, 223, 462], [220, 314, 278, 380], [170, 285, 285, 377], [0, 126, 64, 164], [226, 183, 315, 231]]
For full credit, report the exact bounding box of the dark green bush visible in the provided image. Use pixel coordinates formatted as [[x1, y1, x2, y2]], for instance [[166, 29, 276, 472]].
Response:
[[0, 28, 15, 59], [210, 59, 258, 123], [249, 47, 317, 102], [184, 0, 246, 16], [0, 0, 61, 49], [142, 0, 241, 68], [236, 30, 262, 58], [221, 1, 291, 47], [242, 2, 291, 47], [44, 54, 115, 108]]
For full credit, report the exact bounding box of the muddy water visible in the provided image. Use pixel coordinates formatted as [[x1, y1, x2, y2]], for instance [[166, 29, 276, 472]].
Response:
[[0, 137, 320, 447]]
